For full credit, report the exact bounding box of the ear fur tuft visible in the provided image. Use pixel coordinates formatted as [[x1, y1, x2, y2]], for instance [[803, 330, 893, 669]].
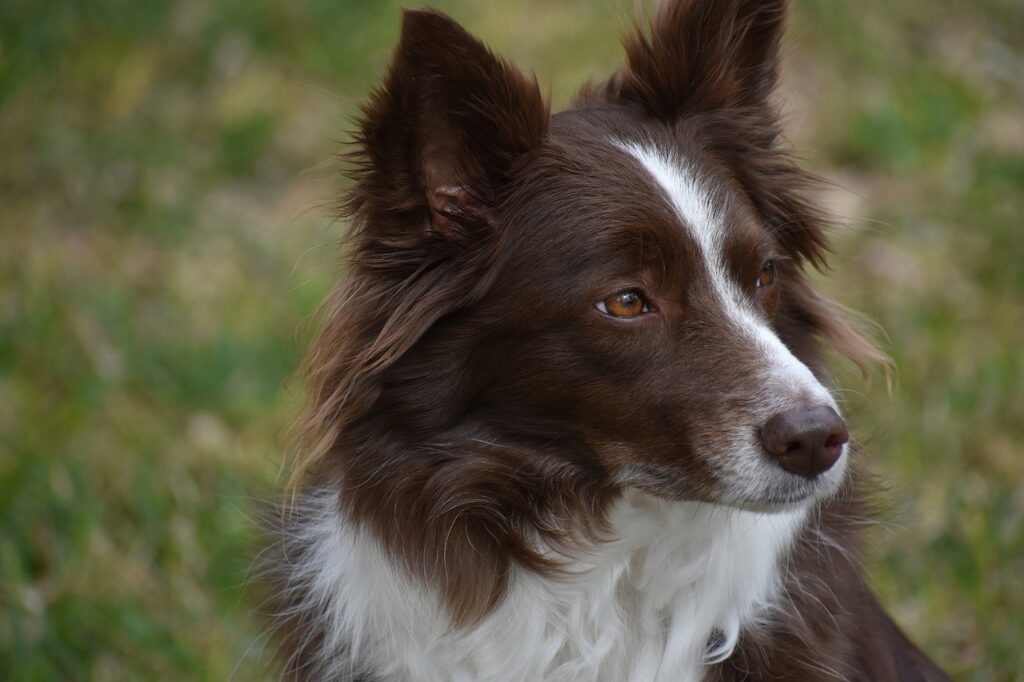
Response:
[[605, 0, 787, 120]]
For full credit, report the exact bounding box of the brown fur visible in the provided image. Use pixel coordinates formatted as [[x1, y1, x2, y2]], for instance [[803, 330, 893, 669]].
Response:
[[268, 2, 946, 680]]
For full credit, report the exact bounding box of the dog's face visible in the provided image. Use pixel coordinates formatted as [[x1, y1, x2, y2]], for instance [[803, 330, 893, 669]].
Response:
[[468, 117, 847, 509], [338, 3, 878, 513]]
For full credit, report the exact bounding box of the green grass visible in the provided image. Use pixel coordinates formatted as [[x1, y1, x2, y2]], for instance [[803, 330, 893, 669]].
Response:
[[1, 0, 1021, 679]]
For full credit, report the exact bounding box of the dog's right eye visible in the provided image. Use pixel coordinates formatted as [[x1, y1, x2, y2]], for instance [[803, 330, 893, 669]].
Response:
[[756, 259, 779, 290], [596, 290, 651, 319]]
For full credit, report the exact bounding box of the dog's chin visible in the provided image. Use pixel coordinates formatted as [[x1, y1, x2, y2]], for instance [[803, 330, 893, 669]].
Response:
[[714, 494, 815, 514], [714, 453, 850, 513]]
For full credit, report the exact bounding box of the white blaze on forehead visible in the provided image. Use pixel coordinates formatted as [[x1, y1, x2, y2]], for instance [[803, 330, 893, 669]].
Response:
[[617, 140, 758, 323], [617, 141, 723, 264], [617, 144, 837, 398]]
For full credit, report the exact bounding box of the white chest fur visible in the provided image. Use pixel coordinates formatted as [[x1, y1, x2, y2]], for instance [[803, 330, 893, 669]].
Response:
[[286, 488, 808, 681]]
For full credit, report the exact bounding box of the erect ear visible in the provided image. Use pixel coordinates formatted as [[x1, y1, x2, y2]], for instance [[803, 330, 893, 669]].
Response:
[[606, 0, 786, 120], [349, 9, 548, 240], [594, 1, 829, 265]]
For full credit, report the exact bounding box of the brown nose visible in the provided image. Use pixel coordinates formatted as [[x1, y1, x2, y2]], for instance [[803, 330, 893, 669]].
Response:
[[760, 406, 849, 478]]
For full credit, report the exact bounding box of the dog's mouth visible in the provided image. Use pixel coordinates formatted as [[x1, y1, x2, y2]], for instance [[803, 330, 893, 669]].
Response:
[[717, 482, 829, 513], [716, 441, 850, 511], [618, 442, 849, 513]]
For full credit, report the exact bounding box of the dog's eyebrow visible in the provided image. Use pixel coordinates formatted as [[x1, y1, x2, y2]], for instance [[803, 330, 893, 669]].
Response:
[[758, 234, 788, 255]]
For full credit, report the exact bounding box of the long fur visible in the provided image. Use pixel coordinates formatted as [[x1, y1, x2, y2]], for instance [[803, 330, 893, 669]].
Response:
[[272, 487, 811, 681], [264, 3, 947, 680]]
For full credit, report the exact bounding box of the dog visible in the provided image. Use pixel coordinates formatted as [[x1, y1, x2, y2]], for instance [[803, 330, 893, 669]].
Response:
[[266, 1, 950, 679]]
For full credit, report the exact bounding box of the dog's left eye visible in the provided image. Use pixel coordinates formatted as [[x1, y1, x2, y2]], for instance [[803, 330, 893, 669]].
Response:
[[597, 290, 651, 319], [756, 260, 778, 289]]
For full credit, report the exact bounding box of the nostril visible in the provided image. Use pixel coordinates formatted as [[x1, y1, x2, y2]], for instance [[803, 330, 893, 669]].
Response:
[[824, 434, 846, 451], [823, 420, 850, 451]]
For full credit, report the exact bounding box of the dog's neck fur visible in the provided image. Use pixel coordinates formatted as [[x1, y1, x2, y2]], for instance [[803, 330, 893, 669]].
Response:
[[286, 486, 808, 681]]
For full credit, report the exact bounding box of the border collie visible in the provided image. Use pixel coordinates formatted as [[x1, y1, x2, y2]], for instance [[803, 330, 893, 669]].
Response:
[[267, 2, 949, 679]]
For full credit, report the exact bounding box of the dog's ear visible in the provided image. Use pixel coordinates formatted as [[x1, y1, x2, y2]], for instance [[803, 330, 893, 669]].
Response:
[[592, 1, 829, 265], [349, 9, 548, 240], [604, 0, 786, 120]]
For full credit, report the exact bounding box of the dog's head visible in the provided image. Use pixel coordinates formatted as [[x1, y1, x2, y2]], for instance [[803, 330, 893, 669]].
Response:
[[304, 2, 887, 519]]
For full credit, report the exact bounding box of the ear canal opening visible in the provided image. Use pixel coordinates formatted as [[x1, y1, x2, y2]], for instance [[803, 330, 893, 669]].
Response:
[[418, 113, 496, 237], [428, 184, 494, 237]]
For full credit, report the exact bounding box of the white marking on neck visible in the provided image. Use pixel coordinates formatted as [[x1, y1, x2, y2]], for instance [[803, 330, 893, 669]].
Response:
[[283, 487, 808, 682]]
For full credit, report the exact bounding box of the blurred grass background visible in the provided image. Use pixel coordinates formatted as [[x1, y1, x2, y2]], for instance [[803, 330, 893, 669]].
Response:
[[1, 0, 1021, 679]]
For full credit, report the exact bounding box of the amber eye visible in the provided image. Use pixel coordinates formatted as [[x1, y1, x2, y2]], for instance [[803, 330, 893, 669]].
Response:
[[757, 260, 778, 289], [597, 290, 650, 318]]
